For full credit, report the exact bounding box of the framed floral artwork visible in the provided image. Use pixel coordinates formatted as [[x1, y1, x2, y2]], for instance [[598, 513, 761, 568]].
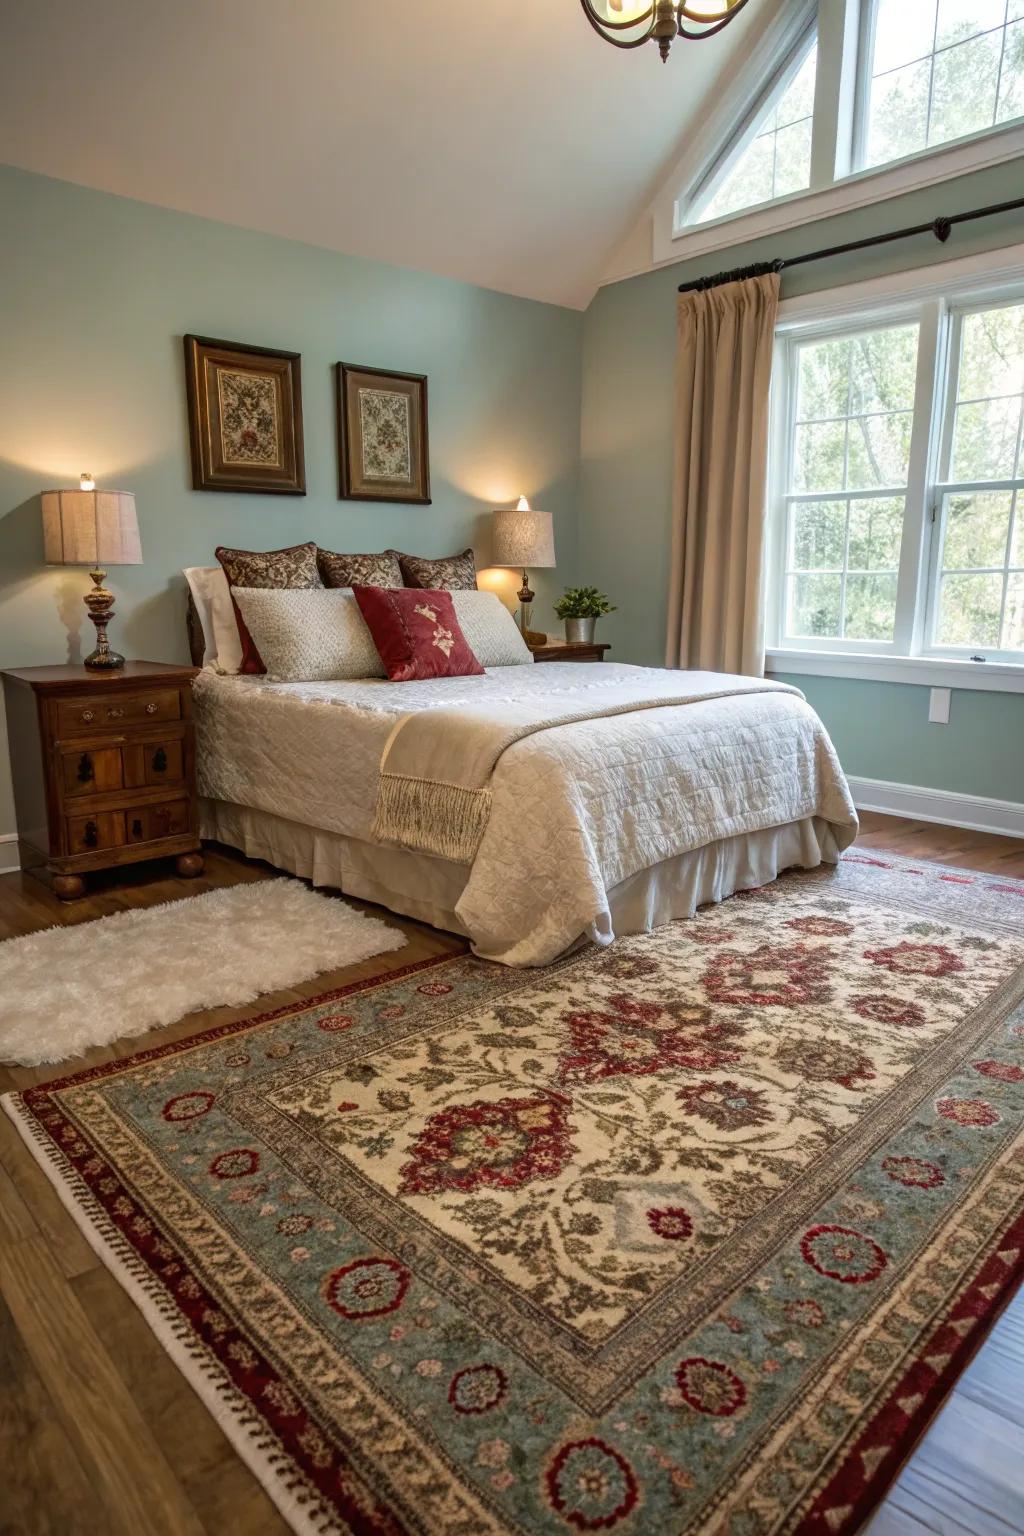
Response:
[[183, 335, 306, 495], [335, 363, 431, 504]]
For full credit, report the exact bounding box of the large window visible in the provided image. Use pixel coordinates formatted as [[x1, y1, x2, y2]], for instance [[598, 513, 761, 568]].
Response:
[[695, 43, 818, 225], [861, 0, 1024, 167], [771, 286, 1024, 665]]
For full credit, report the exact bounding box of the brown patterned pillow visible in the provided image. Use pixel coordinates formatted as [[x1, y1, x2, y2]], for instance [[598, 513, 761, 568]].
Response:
[[317, 548, 403, 589], [215, 542, 320, 674], [397, 548, 478, 590]]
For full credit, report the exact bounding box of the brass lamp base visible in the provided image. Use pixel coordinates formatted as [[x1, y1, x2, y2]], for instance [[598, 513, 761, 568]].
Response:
[[83, 567, 126, 670]]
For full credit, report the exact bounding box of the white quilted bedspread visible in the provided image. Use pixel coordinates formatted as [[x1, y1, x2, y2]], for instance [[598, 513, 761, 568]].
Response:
[[194, 662, 858, 964]]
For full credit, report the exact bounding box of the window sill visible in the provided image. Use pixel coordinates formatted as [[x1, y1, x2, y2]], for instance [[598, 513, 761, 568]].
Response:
[[765, 648, 1024, 695], [652, 119, 1024, 273]]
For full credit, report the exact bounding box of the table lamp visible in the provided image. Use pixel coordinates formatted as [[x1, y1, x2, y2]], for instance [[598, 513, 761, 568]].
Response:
[[491, 496, 556, 645], [42, 475, 143, 670]]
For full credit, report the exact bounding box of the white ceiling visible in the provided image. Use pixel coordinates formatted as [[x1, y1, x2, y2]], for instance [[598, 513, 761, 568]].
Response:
[[0, 0, 775, 310]]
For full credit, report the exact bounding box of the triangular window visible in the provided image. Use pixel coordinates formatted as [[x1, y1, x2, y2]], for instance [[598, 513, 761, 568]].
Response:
[[688, 36, 818, 226]]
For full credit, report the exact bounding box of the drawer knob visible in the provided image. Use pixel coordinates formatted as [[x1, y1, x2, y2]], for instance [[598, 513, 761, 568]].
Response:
[[81, 709, 95, 723], [83, 819, 98, 848], [107, 706, 125, 719], [145, 702, 158, 714], [152, 747, 168, 774], [77, 752, 94, 784], [131, 817, 143, 839]]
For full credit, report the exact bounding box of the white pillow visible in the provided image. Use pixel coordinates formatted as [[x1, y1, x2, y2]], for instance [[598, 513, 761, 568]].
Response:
[[183, 566, 244, 674], [232, 587, 386, 680], [450, 590, 533, 666]]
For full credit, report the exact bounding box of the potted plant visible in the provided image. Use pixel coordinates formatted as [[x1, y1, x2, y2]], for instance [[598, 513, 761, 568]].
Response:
[[553, 586, 617, 644]]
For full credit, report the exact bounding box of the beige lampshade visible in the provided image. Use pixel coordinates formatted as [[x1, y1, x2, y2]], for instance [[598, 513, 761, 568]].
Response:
[[491, 504, 556, 570], [42, 487, 142, 567]]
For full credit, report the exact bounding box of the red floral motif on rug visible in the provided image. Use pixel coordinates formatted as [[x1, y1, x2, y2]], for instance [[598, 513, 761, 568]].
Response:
[[702, 941, 834, 1006], [399, 1093, 574, 1195], [558, 994, 744, 1082]]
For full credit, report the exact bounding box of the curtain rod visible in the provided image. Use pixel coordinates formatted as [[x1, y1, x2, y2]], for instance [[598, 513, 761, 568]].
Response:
[[677, 196, 1024, 294]]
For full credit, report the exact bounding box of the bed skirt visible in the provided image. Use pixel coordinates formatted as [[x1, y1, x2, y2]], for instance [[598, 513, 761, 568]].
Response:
[[200, 798, 845, 959]]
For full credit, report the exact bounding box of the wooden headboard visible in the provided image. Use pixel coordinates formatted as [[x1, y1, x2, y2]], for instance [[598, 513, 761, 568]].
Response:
[[186, 590, 206, 668]]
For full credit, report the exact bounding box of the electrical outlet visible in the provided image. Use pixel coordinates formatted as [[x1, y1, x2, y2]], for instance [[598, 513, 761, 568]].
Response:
[[928, 687, 951, 724]]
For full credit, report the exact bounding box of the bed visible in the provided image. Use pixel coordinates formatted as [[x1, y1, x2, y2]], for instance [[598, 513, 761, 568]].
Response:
[[192, 655, 858, 966]]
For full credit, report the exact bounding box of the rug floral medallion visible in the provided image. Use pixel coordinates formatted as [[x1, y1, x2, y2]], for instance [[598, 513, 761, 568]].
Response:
[[6, 854, 1024, 1536]]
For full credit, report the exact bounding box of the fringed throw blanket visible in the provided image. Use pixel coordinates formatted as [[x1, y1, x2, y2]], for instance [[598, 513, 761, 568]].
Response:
[[373, 671, 798, 862]]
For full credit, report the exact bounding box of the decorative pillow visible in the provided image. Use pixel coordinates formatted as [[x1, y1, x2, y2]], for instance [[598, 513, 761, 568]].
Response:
[[397, 548, 478, 591], [318, 548, 403, 589], [216, 542, 321, 674], [183, 566, 244, 673], [352, 586, 485, 682], [232, 588, 386, 681], [450, 590, 532, 666]]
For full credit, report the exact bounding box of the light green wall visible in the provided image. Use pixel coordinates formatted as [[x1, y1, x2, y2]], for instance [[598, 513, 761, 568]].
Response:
[[579, 161, 1024, 802], [0, 165, 584, 841]]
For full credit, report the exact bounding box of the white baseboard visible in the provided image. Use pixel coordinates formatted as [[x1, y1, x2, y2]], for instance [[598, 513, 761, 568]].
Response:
[[0, 831, 20, 875], [848, 776, 1024, 840]]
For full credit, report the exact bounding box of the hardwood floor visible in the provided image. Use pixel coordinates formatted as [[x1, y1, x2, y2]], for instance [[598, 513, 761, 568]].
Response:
[[0, 820, 1022, 1536]]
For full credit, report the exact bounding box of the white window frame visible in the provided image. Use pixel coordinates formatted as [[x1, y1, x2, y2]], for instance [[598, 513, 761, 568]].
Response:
[[766, 241, 1024, 693], [658, 0, 1024, 269]]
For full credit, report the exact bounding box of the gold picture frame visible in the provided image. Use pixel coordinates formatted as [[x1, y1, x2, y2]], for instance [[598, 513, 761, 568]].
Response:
[[183, 335, 306, 495], [336, 363, 431, 504]]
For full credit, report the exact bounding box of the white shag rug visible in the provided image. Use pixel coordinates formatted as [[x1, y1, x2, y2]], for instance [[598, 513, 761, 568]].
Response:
[[0, 879, 407, 1067]]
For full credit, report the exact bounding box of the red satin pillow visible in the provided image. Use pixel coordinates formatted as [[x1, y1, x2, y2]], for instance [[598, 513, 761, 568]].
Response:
[[352, 586, 485, 682]]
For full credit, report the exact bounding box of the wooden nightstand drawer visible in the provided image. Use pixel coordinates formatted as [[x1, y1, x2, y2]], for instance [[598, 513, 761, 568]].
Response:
[[123, 736, 184, 789], [61, 744, 124, 798], [125, 799, 191, 845], [56, 688, 182, 736], [66, 810, 126, 855]]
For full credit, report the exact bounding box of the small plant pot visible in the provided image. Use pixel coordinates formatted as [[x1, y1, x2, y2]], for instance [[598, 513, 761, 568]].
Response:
[[564, 617, 597, 644]]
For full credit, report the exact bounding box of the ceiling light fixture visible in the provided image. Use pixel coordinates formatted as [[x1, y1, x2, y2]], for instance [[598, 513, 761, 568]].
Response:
[[580, 0, 751, 61]]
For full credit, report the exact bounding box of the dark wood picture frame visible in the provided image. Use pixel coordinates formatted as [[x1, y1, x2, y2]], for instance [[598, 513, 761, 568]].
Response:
[[183, 335, 306, 495], [335, 363, 431, 504]]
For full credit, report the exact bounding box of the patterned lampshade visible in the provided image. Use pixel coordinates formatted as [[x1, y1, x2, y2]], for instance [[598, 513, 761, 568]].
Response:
[[491, 500, 556, 570], [41, 482, 142, 567]]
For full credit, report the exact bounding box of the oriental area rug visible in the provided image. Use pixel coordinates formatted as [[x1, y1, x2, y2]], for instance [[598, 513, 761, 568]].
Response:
[[5, 852, 1024, 1536]]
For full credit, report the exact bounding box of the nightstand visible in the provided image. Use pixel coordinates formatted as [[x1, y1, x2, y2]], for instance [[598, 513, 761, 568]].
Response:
[[1, 661, 203, 900], [528, 638, 611, 664]]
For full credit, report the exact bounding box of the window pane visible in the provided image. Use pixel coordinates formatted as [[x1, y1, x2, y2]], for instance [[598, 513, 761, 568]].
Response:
[[774, 117, 813, 197], [873, 0, 936, 73], [848, 497, 905, 569], [929, 31, 1002, 144], [694, 43, 815, 223], [950, 395, 1023, 480], [846, 412, 914, 489], [788, 573, 842, 637], [936, 571, 1003, 644], [792, 501, 847, 569], [957, 304, 1024, 399], [941, 491, 1013, 568], [998, 21, 1024, 121], [866, 58, 930, 164], [797, 338, 849, 420], [1003, 573, 1024, 649], [1011, 495, 1023, 565], [844, 573, 898, 641], [849, 326, 920, 414], [794, 420, 847, 492], [700, 135, 774, 222], [935, 0, 1006, 49]]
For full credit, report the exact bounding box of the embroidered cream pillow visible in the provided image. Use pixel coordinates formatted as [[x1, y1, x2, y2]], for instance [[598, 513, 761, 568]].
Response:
[[231, 588, 386, 681]]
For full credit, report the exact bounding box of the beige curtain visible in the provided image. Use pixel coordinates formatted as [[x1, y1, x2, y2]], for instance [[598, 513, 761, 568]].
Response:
[[665, 272, 780, 678]]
